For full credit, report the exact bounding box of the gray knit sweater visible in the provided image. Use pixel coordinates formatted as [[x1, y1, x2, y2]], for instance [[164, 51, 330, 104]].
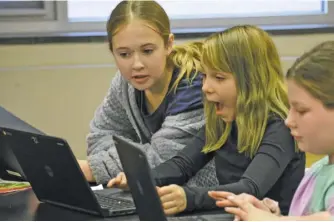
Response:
[[86, 71, 218, 186]]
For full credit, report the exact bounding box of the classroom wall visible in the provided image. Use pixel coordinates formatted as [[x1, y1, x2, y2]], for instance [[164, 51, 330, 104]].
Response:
[[1, 33, 333, 166]]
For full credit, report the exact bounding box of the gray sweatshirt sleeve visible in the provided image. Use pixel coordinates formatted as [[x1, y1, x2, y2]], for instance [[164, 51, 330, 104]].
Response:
[[86, 74, 138, 184]]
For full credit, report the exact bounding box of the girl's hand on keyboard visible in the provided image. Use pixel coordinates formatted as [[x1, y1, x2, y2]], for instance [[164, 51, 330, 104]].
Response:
[[107, 172, 129, 190]]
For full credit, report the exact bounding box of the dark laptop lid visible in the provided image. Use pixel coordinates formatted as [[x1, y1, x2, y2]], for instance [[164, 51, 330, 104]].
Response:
[[113, 135, 167, 221], [0, 106, 45, 179], [113, 135, 234, 221], [0, 127, 104, 216], [0, 106, 44, 135]]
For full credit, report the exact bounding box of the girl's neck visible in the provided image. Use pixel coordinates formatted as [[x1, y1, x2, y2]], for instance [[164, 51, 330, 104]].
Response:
[[144, 65, 174, 113], [146, 65, 173, 96]]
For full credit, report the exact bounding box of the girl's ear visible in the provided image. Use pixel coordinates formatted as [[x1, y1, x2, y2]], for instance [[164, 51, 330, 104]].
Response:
[[167, 33, 174, 55]]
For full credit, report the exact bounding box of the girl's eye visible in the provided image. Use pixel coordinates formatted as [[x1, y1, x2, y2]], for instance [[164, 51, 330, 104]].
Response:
[[297, 110, 307, 115], [216, 76, 225, 80], [119, 52, 131, 58], [295, 108, 308, 115], [143, 49, 154, 55]]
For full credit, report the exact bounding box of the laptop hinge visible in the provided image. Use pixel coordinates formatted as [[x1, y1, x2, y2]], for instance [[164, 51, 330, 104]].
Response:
[[41, 199, 101, 216]]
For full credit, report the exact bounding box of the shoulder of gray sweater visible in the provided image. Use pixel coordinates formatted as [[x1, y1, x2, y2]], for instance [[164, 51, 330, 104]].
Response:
[[94, 71, 126, 120], [105, 70, 136, 111], [107, 70, 151, 141], [156, 109, 205, 140], [109, 70, 126, 97], [162, 109, 205, 128]]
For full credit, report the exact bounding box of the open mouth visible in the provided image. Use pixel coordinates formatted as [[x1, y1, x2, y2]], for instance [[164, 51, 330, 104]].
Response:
[[215, 102, 225, 116], [215, 102, 223, 110], [132, 75, 149, 83], [292, 134, 302, 141], [133, 75, 149, 79]]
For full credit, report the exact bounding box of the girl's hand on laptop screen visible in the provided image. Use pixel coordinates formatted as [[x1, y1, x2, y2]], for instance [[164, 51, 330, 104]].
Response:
[[107, 172, 129, 190]]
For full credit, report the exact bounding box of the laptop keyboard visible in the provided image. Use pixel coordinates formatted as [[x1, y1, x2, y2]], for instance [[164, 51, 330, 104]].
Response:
[[95, 193, 135, 209]]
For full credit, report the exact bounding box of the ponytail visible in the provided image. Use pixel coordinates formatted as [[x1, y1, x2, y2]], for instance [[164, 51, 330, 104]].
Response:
[[169, 41, 203, 91]]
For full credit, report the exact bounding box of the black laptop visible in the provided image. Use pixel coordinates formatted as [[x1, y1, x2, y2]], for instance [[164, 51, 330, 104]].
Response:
[[0, 127, 136, 217], [0, 106, 45, 180], [113, 135, 234, 221]]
